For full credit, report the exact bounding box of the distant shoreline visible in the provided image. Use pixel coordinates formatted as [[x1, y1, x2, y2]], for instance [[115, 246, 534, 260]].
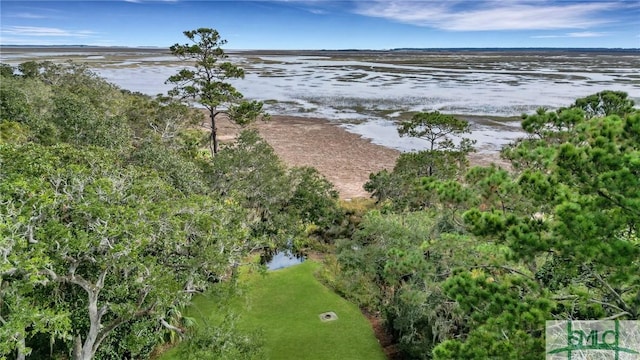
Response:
[[1, 45, 638, 55]]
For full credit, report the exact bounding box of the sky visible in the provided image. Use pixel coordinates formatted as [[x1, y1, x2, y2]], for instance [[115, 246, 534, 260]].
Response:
[[1, 1, 639, 49]]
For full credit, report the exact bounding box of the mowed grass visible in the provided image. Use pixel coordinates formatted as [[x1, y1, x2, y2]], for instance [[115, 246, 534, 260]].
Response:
[[161, 261, 385, 360]]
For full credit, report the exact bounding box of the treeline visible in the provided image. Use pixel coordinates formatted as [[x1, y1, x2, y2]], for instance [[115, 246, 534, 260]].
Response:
[[320, 90, 639, 358], [0, 61, 343, 360]]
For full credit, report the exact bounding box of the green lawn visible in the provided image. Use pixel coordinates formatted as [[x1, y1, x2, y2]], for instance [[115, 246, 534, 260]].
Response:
[[161, 261, 386, 360]]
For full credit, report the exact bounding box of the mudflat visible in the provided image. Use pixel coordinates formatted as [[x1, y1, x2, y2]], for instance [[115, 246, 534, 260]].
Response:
[[217, 115, 507, 199], [216, 115, 399, 199]]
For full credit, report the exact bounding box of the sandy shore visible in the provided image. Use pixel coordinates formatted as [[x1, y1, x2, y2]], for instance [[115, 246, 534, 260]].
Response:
[[217, 115, 399, 199], [216, 115, 506, 199]]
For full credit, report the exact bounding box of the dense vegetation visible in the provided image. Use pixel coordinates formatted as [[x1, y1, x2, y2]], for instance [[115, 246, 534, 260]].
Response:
[[330, 90, 639, 358], [0, 59, 342, 359], [1, 34, 638, 359]]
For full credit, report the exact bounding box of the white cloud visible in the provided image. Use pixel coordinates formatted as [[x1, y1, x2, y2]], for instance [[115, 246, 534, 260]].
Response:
[[10, 12, 49, 19], [2, 26, 95, 38], [354, 1, 619, 31], [532, 31, 608, 39], [308, 8, 328, 15], [566, 31, 607, 38]]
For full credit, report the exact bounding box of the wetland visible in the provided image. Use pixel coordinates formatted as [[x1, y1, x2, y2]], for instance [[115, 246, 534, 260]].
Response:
[[2, 47, 638, 153]]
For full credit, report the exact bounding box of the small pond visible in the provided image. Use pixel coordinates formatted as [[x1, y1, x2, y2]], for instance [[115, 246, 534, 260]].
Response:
[[263, 250, 305, 270]]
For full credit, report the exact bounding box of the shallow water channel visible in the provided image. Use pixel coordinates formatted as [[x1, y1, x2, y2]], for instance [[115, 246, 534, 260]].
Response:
[[3, 48, 638, 154]]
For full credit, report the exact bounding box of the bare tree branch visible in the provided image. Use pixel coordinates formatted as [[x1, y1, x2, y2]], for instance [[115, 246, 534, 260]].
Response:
[[160, 318, 185, 337]]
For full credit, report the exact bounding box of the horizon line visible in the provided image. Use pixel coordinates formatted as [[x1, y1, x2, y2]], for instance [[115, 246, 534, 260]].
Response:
[[1, 44, 639, 51]]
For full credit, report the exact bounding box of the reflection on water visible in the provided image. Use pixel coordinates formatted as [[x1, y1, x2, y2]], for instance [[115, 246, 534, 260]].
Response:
[[263, 250, 305, 271]]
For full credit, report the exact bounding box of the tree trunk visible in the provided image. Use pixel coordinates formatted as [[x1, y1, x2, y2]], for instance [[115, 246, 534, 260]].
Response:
[[16, 335, 25, 360], [428, 141, 435, 177], [210, 110, 219, 155], [72, 292, 100, 360], [72, 335, 83, 360]]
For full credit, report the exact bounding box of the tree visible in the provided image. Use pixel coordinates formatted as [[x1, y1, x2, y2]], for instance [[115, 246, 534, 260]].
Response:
[[571, 90, 635, 119], [364, 148, 471, 211], [0, 63, 14, 77], [0, 143, 256, 360], [286, 166, 342, 241], [455, 100, 640, 356], [397, 112, 475, 177], [17, 61, 41, 78], [206, 129, 295, 250], [398, 111, 475, 152], [167, 28, 267, 155], [504, 91, 636, 171], [354, 92, 639, 359], [1, 61, 138, 149], [519, 107, 584, 143], [1, 62, 281, 359]]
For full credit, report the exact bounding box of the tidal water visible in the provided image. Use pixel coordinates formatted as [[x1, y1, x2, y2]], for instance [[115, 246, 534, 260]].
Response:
[[3, 48, 638, 153]]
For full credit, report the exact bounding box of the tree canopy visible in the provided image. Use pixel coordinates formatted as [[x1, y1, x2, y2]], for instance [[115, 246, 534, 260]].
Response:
[[167, 28, 268, 155], [345, 92, 640, 359], [365, 112, 475, 210], [0, 56, 340, 360]]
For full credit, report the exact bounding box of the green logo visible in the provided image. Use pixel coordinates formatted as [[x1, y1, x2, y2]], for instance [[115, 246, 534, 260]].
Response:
[[546, 320, 640, 360]]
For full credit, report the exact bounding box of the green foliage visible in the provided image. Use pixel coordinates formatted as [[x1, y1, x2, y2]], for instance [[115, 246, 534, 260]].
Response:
[[167, 28, 267, 154], [51, 91, 130, 150], [365, 150, 469, 211], [287, 167, 343, 241], [457, 94, 640, 356], [207, 129, 295, 248], [0, 63, 14, 77], [505, 90, 636, 171], [2, 61, 334, 359], [0, 71, 52, 128], [176, 315, 264, 360], [398, 111, 476, 153], [520, 107, 584, 142], [18, 61, 41, 78], [0, 121, 30, 144], [327, 211, 435, 309], [122, 93, 204, 148], [0, 61, 148, 151], [364, 169, 397, 202], [229, 100, 270, 126], [330, 206, 526, 358], [345, 92, 639, 358], [0, 143, 257, 359], [366, 112, 475, 210], [433, 271, 551, 359], [571, 90, 635, 119], [207, 129, 341, 252], [129, 139, 207, 195]]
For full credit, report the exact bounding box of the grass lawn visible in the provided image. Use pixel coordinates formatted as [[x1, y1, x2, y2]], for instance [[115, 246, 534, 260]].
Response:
[[160, 261, 385, 360]]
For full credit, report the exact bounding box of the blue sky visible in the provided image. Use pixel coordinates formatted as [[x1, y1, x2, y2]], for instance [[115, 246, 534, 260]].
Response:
[[1, 1, 639, 49]]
